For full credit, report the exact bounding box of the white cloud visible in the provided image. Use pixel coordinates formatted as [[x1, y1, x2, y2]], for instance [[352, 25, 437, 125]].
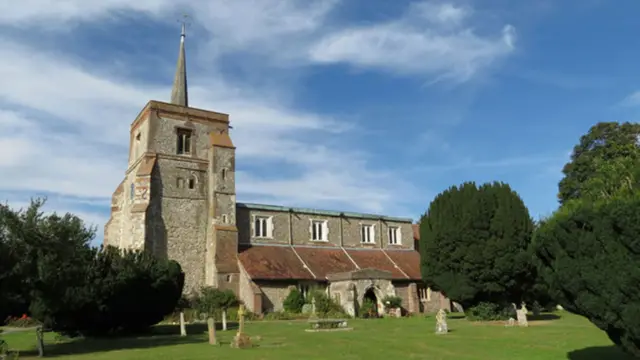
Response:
[[0, 1, 519, 244], [308, 1, 516, 82], [619, 91, 640, 107]]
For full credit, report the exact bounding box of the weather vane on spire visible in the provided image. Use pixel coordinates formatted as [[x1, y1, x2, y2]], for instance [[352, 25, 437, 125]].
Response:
[[177, 13, 191, 38]]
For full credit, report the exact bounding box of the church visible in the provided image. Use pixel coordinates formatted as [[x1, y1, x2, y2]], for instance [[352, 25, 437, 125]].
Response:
[[103, 25, 450, 316]]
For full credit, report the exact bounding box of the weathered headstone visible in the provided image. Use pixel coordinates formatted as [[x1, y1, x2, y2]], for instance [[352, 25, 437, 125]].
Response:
[[505, 317, 515, 327], [231, 304, 252, 349], [179, 312, 187, 336], [301, 304, 313, 314], [516, 303, 528, 327], [36, 326, 45, 357], [435, 309, 448, 335], [309, 297, 318, 319]]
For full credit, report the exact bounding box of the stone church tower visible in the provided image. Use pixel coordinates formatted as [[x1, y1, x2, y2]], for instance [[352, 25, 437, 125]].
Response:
[[104, 24, 240, 294]]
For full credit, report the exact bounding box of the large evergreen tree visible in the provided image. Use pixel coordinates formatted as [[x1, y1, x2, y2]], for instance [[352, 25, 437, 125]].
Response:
[[558, 121, 640, 204], [420, 182, 535, 313], [532, 121, 640, 357]]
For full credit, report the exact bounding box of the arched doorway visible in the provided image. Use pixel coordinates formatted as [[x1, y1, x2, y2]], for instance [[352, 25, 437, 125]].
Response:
[[362, 288, 379, 318]]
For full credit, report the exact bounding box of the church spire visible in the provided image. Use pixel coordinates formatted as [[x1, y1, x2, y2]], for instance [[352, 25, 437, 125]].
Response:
[[170, 21, 188, 107]]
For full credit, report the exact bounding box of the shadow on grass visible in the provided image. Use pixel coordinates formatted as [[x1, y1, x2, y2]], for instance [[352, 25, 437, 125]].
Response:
[[528, 313, 561, 321], [18, 323, 239, 358], [448, 314, 466, 320], [567, 346, 634, 360]]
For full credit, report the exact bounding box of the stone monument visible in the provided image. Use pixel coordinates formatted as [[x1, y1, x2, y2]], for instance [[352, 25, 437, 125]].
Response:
[[231, 304, 252, 349], [516, 302, 528, 327], [435, 309, 448, 335]]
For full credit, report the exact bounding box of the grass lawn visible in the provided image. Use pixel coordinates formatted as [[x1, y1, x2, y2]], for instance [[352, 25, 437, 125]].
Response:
[[0, 312, 634, 360]]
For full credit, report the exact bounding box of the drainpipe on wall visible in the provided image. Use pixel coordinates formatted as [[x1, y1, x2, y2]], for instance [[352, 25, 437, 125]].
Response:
[[288, 208, 294, 245]]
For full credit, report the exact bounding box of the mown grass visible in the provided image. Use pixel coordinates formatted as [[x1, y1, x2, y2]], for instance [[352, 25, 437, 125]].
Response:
[[0, 312, 633, 360]]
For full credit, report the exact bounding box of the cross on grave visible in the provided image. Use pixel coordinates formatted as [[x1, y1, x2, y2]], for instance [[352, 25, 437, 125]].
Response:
[[231, 304, 252, 349]]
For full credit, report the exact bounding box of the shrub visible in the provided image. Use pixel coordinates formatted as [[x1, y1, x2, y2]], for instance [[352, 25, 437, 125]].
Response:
[[282, 288, 305, 313], [4, 315, 41, 328], [30, 246, 185, 337], [381, 295, 402, 309], [359, 299, 377, 318], [465, 302, 515, 321], [310, 290, 345, 316]]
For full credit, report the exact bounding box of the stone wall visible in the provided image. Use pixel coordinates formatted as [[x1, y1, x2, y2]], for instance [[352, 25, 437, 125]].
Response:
[[237, 205, 414, 250], [255, 280, 297, 312]]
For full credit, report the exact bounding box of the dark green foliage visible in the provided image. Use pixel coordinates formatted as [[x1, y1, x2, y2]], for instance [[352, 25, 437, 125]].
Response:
[[193, 287, 237, 316], [532, 194, 640, 357], [359, 299, 377, 318], [310, 290, 345, 316], [282, 288, 305, 313], [558, 122, 640, 204], [381, 295, 402, 309], [0, 199, 95, 321], [30, 246, 185, 337], [465, 302, 515, 321], [420, 182, 536, 311], [0, 198, 184, 337]]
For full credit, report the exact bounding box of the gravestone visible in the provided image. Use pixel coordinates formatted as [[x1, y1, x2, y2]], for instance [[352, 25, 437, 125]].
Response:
[[516, 303, 529, 327], [435, 309, 448, 335], [505, 317, 515, 327], [301, 304, 313, 314], [231, 304, 252, 349], [309, 297, 318, 319]]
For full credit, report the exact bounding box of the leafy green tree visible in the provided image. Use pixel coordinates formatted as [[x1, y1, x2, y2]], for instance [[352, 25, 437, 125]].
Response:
[[558, 121, 640, 204], [283, 288, 305, 313], [532, 194, 640, 357], [194, 287, 226, 344], [0, 199, 95, 321], [420, 182, 536, 318]]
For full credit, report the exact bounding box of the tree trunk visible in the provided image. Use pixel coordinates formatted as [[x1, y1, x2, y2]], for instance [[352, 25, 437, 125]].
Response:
[[222, 309, 227, 331], [36, 326, 45, 357], [207, 317, 217, 345], [179, 311, 187, 336]]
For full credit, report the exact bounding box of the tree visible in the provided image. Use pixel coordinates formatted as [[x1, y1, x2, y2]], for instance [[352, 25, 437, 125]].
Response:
[[532, 194, 640, 357], [420, 182, 536, 318], [193, 287, 227, 345], [0, 199, 95, 321], [216, 290, 238, 331], [558, 121, 640, 204]]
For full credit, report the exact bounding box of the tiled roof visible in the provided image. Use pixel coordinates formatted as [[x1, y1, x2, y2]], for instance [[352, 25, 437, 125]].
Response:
[[385, 250, 421, 280], [238, 245, 422, 281], [344, 249, 407, 279], [293, 247, 357, 279], [238, 245, 314, 280]]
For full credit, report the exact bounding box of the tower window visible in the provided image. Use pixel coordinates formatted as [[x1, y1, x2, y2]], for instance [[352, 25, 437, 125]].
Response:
[[188, 177, 196, 189], [177, 177, 185, 188], [221, 168, 227, 180], [176, 128, 192, 155], [222, 214, 228, 224]]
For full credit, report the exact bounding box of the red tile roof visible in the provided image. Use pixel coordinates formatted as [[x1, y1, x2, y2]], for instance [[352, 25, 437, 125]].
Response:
[[294, 247, 357, 279], [237, 245, 423, 281], [384, 250, 421, 280], [344, 249, 407, 279], [238, 246, 314, 280]]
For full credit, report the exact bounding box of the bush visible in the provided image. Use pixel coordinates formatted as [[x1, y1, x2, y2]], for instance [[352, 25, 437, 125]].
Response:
[[420, 182, 536, 311], [532, 194, 640, 357], [381, 295, 402, 309], [4, 315, 41, 328], [30, 246, 185, 337], [359, 299, 377, 318], [310, 290, 345, 316], [465, 302, 515, 321], [283, 288, 305, 313]]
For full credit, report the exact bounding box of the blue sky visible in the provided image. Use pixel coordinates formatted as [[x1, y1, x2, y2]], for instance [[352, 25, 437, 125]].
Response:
[[1, 0, 639, 246]]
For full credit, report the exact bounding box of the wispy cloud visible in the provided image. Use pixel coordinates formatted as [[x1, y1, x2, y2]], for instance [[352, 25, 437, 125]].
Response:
[[308, 1, 516, 82], [618, 91, 640, 107], [413, 153, 567, 173]]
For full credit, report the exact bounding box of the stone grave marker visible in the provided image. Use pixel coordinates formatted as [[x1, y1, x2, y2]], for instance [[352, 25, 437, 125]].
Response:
[[435, 309, 448, 335], [516, 303, 529, 327], [231, 304, 252, 349]]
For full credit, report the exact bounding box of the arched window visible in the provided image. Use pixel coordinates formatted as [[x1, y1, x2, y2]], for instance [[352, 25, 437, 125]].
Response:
[[188, 175, 197, 189]]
